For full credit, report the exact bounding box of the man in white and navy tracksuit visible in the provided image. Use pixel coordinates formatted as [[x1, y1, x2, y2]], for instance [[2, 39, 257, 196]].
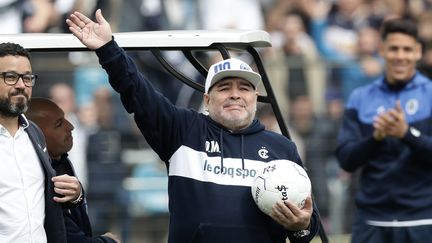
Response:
[[67, 9, 321, 243]]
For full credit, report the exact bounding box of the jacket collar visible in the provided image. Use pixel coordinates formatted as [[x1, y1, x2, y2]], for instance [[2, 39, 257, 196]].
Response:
[[19, 114, 30, 129]]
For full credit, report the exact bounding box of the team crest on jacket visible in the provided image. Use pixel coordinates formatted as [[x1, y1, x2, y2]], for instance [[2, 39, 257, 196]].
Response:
[[376, 105, 386, 115], [405, 99, 418, 115], [258, 147, 269, 159]]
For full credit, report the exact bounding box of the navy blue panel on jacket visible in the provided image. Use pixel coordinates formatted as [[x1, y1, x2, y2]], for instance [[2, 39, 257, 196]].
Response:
[[94, 40, 320, 243], [336, 73, 432, 221]]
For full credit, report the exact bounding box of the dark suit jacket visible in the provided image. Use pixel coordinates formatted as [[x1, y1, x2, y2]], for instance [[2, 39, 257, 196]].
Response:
[[26, 120, 67, 243], [52, 154, 117, 243]]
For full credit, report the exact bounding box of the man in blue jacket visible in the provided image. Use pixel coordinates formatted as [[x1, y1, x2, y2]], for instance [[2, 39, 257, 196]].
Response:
[[26, 97, 121, 243], [66, 9, 320, 243], [336, 18, 432, 243], [0, 42, 81, 243]]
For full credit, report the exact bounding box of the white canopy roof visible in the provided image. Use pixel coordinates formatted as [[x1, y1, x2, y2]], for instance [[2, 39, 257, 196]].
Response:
[[0, 30, 271, 51]]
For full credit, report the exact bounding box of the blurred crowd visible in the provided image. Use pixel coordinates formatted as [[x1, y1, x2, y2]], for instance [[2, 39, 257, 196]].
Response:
[[3, 0, 432, 241]]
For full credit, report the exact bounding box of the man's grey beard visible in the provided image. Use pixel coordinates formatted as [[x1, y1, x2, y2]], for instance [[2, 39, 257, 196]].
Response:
[[0, 95, 29, 117], [210, 109, 256, 132]]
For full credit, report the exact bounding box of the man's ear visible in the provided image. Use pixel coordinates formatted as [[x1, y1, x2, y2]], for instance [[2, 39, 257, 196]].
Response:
[[203, 93, 210, 108]]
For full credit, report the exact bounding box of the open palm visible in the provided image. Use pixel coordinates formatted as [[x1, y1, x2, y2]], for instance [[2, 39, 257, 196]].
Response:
[[66, 9, 112, 50]]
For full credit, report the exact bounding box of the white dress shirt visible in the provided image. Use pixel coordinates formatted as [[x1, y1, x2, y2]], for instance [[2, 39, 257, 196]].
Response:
[[0, 119, 46, 243]]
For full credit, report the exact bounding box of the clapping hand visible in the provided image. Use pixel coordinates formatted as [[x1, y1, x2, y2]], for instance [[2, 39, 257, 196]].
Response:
[[373, 100, 409, 140]]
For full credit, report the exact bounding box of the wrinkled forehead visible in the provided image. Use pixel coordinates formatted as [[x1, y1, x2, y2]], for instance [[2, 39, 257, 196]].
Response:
[[214, 77, 255, 88]]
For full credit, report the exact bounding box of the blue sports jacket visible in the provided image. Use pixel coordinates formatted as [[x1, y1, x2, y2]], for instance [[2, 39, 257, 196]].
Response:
[[94, 39, 320, 243], [336, 72, 432, 221]]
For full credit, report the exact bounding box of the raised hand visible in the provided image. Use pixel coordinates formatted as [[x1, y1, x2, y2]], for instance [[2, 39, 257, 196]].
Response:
[[66, 9, 112, 50]]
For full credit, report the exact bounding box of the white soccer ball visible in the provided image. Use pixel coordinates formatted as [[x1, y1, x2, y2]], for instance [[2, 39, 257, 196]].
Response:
[[251, 160, 311, 216]]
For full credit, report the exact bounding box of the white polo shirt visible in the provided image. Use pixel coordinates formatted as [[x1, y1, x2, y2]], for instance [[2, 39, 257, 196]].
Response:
[[0, 116, 46, 243]]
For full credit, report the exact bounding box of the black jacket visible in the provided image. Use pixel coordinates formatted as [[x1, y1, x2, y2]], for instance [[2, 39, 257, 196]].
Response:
[[52, 154, 117, 243], [26, 119, 67, 243]]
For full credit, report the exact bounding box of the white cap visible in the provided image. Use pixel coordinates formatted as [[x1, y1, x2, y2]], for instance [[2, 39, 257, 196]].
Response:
[[205, 58, 261, 93]]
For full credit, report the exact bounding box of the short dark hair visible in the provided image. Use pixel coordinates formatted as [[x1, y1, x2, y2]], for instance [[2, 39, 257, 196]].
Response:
[[381, 18, 419, 42], [0, 42, 31, 60]]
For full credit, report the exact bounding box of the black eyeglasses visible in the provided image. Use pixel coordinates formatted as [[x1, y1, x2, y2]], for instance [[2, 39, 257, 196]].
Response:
[[0, 71, 37, 87]]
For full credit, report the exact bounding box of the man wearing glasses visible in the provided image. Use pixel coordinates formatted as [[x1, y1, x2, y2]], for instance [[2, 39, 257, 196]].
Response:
[[0, 42, 82, 243]]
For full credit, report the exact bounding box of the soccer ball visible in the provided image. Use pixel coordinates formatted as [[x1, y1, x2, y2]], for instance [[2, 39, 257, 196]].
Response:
[[251, 160, 311, 216]]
